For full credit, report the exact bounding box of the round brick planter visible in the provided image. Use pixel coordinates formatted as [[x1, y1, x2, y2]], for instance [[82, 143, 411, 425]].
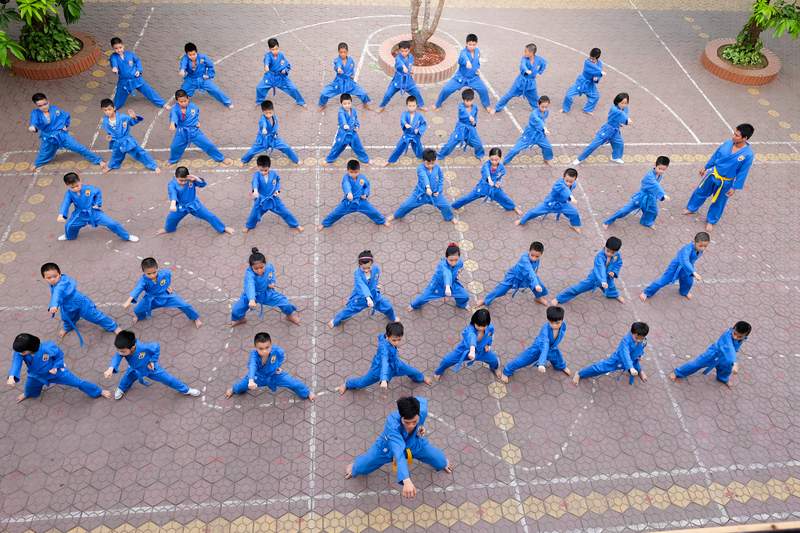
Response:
[[10, 31, 101, 81], [378, 34, 459, 85], [701, 38, 781, 86]]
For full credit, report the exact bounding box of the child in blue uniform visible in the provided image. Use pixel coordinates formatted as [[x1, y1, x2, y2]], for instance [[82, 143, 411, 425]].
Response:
[[41, 262, 121, 344], [640, 232, 709, 302], [105, 331, 201, 400], [28, 93, 104, 171], [8, 334, 110, 403], [231, 248, 301, 326], [226, 332, 314, 400], [124, 257, 202, 328], [318, 160, 389, 230], [503, 96, 553, 165], [516, 168, 581, 232], [389, 149, 454, 223], [241, 100, 300, 164], [434, 34, 490, 110], [100, 99, 159, 173], [554, 237, 624, 305], [684, 124, 755, 232], [410, 243, 469, 310], [561, 48, 604, 114], [157, 167, 233, 235], [573, 322, 649, 386], [244, 155, 303, 233], [478, 241, 548, 307], [494, 43, 547, 113], [434, 309, 501, 379], [345, 396, 451, 499], [318, 42, 371, 109], [179, 42, 232, 108], [336, 322, 430, 394], [109, 37, 165, 108], [329, 250, 397, 328], [324, 94, 369, 164], [572, 93, 631, 165], [437, 89, 485, 161], [58, 172, 138, 243], [451, 148, 522, 215], [255, 38, 306, 107], [386, 96, 427, 165], [604, 156, 670, 229], [168, 90, 225, 164], [670, 321, 750, 387], [501, 306, 569, 382], [378, 40, 425, 111]]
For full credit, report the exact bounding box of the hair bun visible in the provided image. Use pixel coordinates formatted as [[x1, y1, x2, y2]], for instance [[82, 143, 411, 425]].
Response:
[[447, 242, 458, 247], [251, 247, 259, 254]]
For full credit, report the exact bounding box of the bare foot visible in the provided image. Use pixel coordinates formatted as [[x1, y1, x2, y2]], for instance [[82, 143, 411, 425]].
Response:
[[684, 293, 693, 300], [113, 327, 122, 334], [336, 384, 347, 395], [101, 390, 112, 399], [572, 373, 580, 386], [443, 462, 453, 474], [308, 392, 316, 401], [242, 227, 250, 233], [562, 367, 572, 377], [231, 318, 247, 327], [500, 374, 509, 383], [647, 225, 656, 231], [99, 161, 108, 169], [487, 107, 496, 115], [320, 160, 329, 167], [102, 166, 112, 174], [155, 228, 167, 236], [407, 305, 415, 312], [318, 106, 326, 112], [535, 297, 548, 306], [225, 388, 233, 398], [551, 298, 560, 306], [582, 110, 594, 116], [570, 226, 582, 234], [286, 313, 301, 325], [194, 319, 203, 329], [433, 374, 442, 382], [423, 376, 432, 385], [514, 219, 522, 226], [294, 226, 305, 233], [543, 159, 553, 166], [602, 223, 609, 230], [316, 224, 324, 232], [476, 299, 485, 307], [224, 227, 235, 234], [58, 329, 68, 339], [132, 316, 139, 324], [514, 207, 523, 216], [381, 161, 390, 167], [494, 369, 503, 379], [616, 296, 625, 303], [376, 107, 385, 114], [327, 320, 335, 329], [383, 221, 391, 228], [705, 223, 714, 232], [668, 372, 677, 382], [16, 393, 26, 403], [344, 463, 353, 479], [682, 208, 693, 215]]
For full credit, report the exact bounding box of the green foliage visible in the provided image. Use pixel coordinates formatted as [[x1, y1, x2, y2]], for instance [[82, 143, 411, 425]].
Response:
[[723, 0, 800, 66], [19, 15, 80, 62], [0, 6, 22, 29], [721, 42, 765, 66], [0, 29, 26, 67], [0, 0, 86, 64], [16, 0, 58, 27]]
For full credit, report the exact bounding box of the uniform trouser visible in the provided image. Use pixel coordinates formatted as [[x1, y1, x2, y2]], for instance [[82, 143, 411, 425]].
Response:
[[410, 281, 469, 309], [685, 173, 733, 225], [318, 81, 371, 107], [394, 193, 453, 221], [643, 268, 694, 298], [503, 133, 554, 163], [65, 212, 130, 241], [556, 276, 619, 303], [230, 291, 297, 320], [345, 362, 425, 390], [118, 367, 189, 394], [134, 293, 200, 321], [451, 188, 515, 211], [503, 347, 565, 377], [245, 198, 300, 229], [351, 438, 447, 479], [164, 205, 226, 233], [561, 83, 599, 113], [387, 136, 424, 163], [61, 302, 118, 334], [24, 368, 102, 398], [603, 199, 657, 227], [483, 280, 548, 306], [114, 79, 165, 108], [434, 77, 490, 108], [435, 348, 499, 375], [519, 203, 581, 227], [674, 354, 732, 383], [322, 200, 385, 227], [437, 129, 485, 160], [379, 84, 424, 108], [35, 136, 102, 168], [255, 77, 306, 106], [108, 144, 158, 170], [578, 358, 640, 381], [241, 138, 300, 164], [332, 295, 396, 326], [181, 78, 231, 107], [169, 129, 225, 164], [578, 131, 624, 161], [325, 133, 369, 163], [494, 82, 538, 112], [231, 371, 310, 398]]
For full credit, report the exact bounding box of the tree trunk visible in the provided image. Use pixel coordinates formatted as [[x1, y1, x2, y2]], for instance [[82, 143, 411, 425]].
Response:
[[739, 17, 765, 48], [410, 0, 445, 58]]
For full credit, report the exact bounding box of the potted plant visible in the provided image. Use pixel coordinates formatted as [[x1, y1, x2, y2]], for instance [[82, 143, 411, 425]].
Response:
[[701, 0, 800, 85]]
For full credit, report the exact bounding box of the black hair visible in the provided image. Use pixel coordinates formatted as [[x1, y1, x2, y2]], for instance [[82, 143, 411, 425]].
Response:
[[13, 333, 40, 353], [175, 89, 189, 100], [40, 262, 60, 277], [340, 93, 352, 103], [398, 40, 411, 50], [445, 242, 461, 258], [488, 147, 502, 158], [631, 322, 649, 337], [337, 42, 349, 51], [110, 37, 123, 46], [530, 241, 544, 253], [141, 257, 158, 271], [175, 166, 189, 178], [694, 231, 710, 243], [254, 332, 272, 344], [605, 236, 622, 252], [397, 396, 420, 420], [63, 172, 80, 185], [386, 321, 404, 338], [114, 330, 137, 350], [248, 247, 266, 266], [100, 98, 114, 108], [525, 43, 537, 54], [736, 123, 755, 139], [256, 155, 271, 168], [466, 33, 478, 43], [546, 306, 565, 322], [461, 88, 475, 101], [538, 95, 550, 105], [358, 250, 374, 262], [590, 48, 602, 59], [184, 42, 197, 53], [422, 148, 437, 162], [260, 99, 274, 111], [32, 93, 47, 103], [471, 308, 491, 327], [655, 155, 670, 167], [564, 168, 578, 179], [346, 159, 360, 172], [267, 38, 279, 49], [613, 92, 629, 106], [734, 321, 752, 336], [406, 95, 417, 105]]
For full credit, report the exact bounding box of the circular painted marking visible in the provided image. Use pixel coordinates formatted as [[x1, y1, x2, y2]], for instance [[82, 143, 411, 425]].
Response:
[[8, 231, 25, 243], [459, 239, 474, 251], [758, 99, 770, 106], [454, 220, 469, 232], [74, 105, 88, 114], [0, 272, 5, 285], [80, 93, 94, 102], [28, 193, 45, 205], [92, 69, 106, 78], [0, 251, 16, 264], [19, 212, 36, 223], [778, 121, 790, 129], [14, 162, 30, 171], [768, 110, 780, 117], [747, 88, 760, 95], [37, 177, 52, 187]]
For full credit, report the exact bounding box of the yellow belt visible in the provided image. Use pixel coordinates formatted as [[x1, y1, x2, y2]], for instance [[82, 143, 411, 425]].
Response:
[[392, 449, 413, 472], [708, 167, 733, 202]]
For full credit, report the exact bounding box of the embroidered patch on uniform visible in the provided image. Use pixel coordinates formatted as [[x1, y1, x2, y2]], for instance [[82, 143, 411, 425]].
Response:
[[138, 352, 146, 359], [738, 155, 745, 161], [160, 279, 166, 286], [359, 180, 365, 185], [42, 353, 49, 361], [272, 179, 277, 185], [128, 60, 133, 66], [271, 355, 277, 364], [268, 273, 273, 278], [190, 109, 196, 116]]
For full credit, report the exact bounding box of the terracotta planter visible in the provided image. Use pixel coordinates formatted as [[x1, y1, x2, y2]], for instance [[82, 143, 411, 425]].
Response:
[[10, 31, 101, 81], [378, 33, 459, 85], [701, 38, 781, 86]]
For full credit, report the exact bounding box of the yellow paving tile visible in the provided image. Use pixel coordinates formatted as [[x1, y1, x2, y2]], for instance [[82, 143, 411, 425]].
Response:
[[391, 505, 413, 529], [494, 411, 515, 430], [0, 273, 6, 285], [323, 510, 345, 532], [436, 502, 459, 527], [766, 479, 789, 501], [523, 495, 545, 519], [414, 504, 436, 528], [487, 381, 507, 399], [0, 251, 17, 264], [230, 516, 254, 533], [458, 501, 480, 526], [648, 487, 670, 510], [28, 193, 45, 205], [708, 482, 731, 505], [501, 497, 524, 522], [368, 507, 391, 531], [667, 485, 691, 508], [585, 491, 608, 514], [467, 280, 484, 295], [728, 480, 751, 503], [463, 259, 479, 272], [9, 231, 26, 243], [544, 494, 566, 518], [565, 492, 588, 517], [480, 499, 503, 524], [501, 442, 522, 464], [276, 513, 300, 533], [628, 488, 649, 511], [345, 509, 368, 533], [208, 517, 230, 533]]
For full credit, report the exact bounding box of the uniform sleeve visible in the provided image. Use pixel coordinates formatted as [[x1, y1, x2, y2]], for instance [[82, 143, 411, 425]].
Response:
[[341, 175, 352, 196], [704, 144, 723, 170], [169, 105, 180, 126], [353, 109, 360, 129], [92, 187, 103, 208], [332, 57, 340, 74], [609, 255, 622, 277], [555, 181, 572, 203], [378, 342, 391, 383], [205, 56, 217, 78], [265, 347, 285, 375], [677, 246, 695, 275], [244, 269, 256, 301], [59, 191, 72, 218], [733, 152, 754, 190], [457, 104, 470, 124], [130, 276, 146, 300], [109, 54, 120, 71], [50, 345, 65, 368], [168, 180, 178, 202], [363, 177, 371, 197], [49, 281, 65, 310], [63, 110, 71, 129], [464, 327, 477, 349], [441, 261, 453, 288], [266, 263, 277, 285], [109, 352, 123, 373], [281, 54, 292, 73], [337, 108, 347, 129], [354, 270, 371, 299], [458, 49, 468, 67], [417, 115, 428, 135], [417, 166, 431, 190], [535, 326, 552, 367], [8, 352, 23, 381], [133, 52, 143, 73], [151, 344, 161, 364], [592, 252, 608, 285], [29, 109, 38, 129], [385, 420, 411, 483], [194, 177, 207, 189], [179, 55, 189, 73], [536, 56, 548, 75], [518, 57, 528, 75], [618, 339, 634, 371], [163, 269, 173, 288], [394, 55, 405, 72], [481, 162, 491, 182], [400, 112, 409, 130], [525, 258, 541, 288]]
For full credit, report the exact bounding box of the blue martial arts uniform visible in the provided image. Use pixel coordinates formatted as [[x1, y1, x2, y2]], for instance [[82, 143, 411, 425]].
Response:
[[562, 58, 604, 113], [345, 334, 425, 390], [495, 54, 548, 112], [245, 170, 300, 230], [451, 160, 517, 211], [231, 264, 297, 321], [332, 264, 396, 327], [519, 177, 581, 227], [321, 173, 386, 227], [434, 47, 490, 108], [164, 177, 227, 233], [411, 258, 469, 309], [255, 51, 306, 106], [103, 113, 158, 170], [379, 52, 424, 108], [9, 341, 103, 399], [325, 106, 369, 163], [29, 105, 102, 168], [578, 332, 646, 384], [674, 329, 743, 384], [503, 321, 567, 377], [387, 111, 427, 163], [435, 324, 499, 376], [643, 242, 703, 298], [577, 104, 629, 162], [604, 169, 666, 228], [231, 345, 310, 398], [556, 247, 622, 303], [483, 252, 548, 306], [241, 114, 300, 164], [503, 107, 553, 164], [48, 274, 118, 346], [437, 102, 485, 160], [179, 53, 231, 107], [110, 341, 190, 394], [350, 396, 448, 481], [129, 269, 200, 322], [168, 103, 225, 164], [686, 140, 754, 225], [394, 163, 453, 221], [318, 55, 371, 106], [60, 184, 131, 241], [110, 50, 165, 108]]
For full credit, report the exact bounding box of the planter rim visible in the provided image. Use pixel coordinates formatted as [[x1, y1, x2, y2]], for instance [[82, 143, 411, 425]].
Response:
[[700, 37, 781, 86], [10, 30, 102, 81], [378, 33, 459, 85]]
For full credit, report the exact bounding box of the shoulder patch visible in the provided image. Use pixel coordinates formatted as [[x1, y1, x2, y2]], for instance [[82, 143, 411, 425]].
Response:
[[159, 279, 167, 286], [42, 353, 49, 361], [138, 352, 146, 359]]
